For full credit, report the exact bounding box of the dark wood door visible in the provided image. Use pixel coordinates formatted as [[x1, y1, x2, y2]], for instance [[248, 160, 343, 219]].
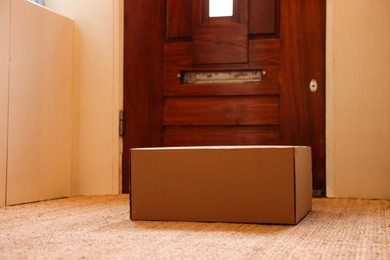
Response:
[[123, 0, 326, 195]]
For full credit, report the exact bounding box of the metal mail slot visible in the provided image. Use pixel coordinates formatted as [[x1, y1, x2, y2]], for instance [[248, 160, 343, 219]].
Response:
[[181, 70, 263, 85]]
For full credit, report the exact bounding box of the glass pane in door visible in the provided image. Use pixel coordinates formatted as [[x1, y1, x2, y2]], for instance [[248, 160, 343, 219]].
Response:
[[209, 0, 233, 17]]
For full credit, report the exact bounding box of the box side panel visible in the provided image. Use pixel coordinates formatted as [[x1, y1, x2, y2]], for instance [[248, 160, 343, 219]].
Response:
[[131, 148, 296, 224], [294, 146, 313, 223], [129, 150, 134, 219]]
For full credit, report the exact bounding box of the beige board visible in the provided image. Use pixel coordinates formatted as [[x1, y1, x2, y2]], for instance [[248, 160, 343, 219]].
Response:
[[5, 0, 73, 205], [131, 146, 312, 224]]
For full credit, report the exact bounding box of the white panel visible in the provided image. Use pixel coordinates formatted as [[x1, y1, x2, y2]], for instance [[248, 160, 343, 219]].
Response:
[[330, 0, 390, 199], [44, 0, 123, 195], [72, 0, 119, 194], [0, 0, 11, 207], [7, 0, 74, 205]]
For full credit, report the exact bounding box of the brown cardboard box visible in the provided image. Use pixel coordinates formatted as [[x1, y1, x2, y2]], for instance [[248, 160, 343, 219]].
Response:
[[130, 146, 312, 224]]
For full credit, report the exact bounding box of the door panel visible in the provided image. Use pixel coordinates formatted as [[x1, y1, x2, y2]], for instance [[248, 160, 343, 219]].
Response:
[[166, 0, 192, 41], [123, 0, 326, 194], [164, 126, 279, 146], [249, 0, 278, 35], [279, 0, 326, 192], [122, 0, 165, 192], [192, 0, 248, 64], [193, 23, 248, 64], [164, 96, 279, 126]]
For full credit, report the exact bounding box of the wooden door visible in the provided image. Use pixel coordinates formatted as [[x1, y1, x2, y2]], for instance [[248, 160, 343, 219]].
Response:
[[123, 0, 326, 195]]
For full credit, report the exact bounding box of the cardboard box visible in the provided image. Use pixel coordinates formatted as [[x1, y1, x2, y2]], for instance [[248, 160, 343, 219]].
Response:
[[130, 146, 312, 224]]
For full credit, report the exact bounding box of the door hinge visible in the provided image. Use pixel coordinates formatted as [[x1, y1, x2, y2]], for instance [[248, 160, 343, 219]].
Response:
[[119, 110, 124, 137]]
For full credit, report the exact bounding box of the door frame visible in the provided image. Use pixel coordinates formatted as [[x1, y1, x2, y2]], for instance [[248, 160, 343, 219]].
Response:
[[0, 0, 11, 208], [325, 0, 335, 197]]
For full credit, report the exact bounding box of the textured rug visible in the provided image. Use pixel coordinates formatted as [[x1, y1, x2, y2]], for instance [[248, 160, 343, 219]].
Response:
[[0, 195, 389, 259]]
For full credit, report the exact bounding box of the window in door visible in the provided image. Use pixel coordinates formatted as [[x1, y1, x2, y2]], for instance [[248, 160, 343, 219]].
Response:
[[209, 0, 233, 17]]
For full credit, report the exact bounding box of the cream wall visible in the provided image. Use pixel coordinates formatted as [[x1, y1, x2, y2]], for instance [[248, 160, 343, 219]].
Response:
[[0, 0, 11, 207], [327, 0, 390, 199], [44, 0, 123, 195]]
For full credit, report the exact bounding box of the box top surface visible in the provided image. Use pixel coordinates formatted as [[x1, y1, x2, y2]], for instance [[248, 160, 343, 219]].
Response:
[[132, 145, 310, 151]]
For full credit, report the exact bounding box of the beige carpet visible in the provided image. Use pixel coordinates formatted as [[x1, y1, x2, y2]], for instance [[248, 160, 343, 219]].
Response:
[[0, 195, 389, 259]]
